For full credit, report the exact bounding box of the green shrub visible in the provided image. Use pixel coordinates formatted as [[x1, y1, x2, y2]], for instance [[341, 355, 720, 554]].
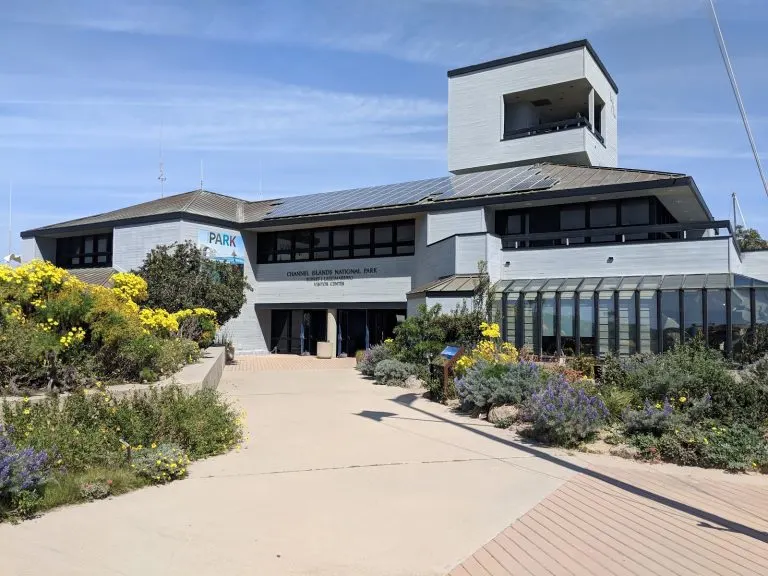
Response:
[[631, 423, 768, 472], [36, 467, 146, 514], [358, 344, 393, 377], [601, 340, 758, 424], [137, 241, 252, 326], [599, 386, 638, 420], [2, 385, 243, 471], [566, 355, 597, 379], [391, 304, 449, 365], [373, 359, 417, 386], [131, 443, 190, 484], [734, 325, 768, 365], [79, 479, 112, 500], [455, 360, 542, 411]]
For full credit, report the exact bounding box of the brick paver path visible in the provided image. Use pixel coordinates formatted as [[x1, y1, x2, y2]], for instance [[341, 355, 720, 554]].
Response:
[[226, 354, 358, 371], [449, 458, 768, 575]]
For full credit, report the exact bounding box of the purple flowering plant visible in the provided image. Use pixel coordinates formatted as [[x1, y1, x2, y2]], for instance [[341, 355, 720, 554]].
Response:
[[1, 426, 50, 512], [526, 376, 609, 446]]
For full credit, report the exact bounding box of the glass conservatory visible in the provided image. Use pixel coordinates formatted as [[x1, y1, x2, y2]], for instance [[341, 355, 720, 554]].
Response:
[[497, 274, 768, 357]]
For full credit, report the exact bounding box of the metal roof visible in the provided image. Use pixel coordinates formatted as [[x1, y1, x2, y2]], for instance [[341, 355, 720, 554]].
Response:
[[499, 274, 768, 293], [22, 163, 692, 237], [67, 267, 117, 287], [408, 274, 480, 296], [21, 190, 274, 237]]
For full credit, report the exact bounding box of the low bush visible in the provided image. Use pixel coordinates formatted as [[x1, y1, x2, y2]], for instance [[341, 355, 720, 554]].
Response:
[[631, 423, 768, 472], [131, 443, 190, 484], [455, 360, 541, 412], [358, 344, 393, 377], [565, 355, 597, 379], [733, 324, 768, 365], [622, 399, 681, 435], [1, 384, 242, 520], [601, 340, 760, 424], [2, 385, 242, 471], [374, 359, 417, 386], [524, 377, 609, 446], [80, 479, 112, 500]]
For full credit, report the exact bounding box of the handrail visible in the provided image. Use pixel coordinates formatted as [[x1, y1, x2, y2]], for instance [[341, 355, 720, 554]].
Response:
[[501, 220, 733, 249], [503, 116, 604, 142]]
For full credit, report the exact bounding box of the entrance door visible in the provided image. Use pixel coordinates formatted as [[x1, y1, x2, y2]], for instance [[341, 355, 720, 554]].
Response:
[[301, 310, 328, 355], [271, 310, 292, 353], [338, 310, 367, 357]]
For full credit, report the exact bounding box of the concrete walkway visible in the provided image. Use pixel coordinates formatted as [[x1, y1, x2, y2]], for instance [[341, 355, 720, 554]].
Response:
[[2, 357, 767, 575], [1, 359, 576, 575]]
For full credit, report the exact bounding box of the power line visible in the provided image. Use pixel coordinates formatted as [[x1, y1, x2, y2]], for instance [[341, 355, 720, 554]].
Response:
[[707, 0, 768, 199]]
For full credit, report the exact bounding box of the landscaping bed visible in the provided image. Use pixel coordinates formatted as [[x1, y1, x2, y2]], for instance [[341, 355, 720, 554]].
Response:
[[358, 305, 768, 475]]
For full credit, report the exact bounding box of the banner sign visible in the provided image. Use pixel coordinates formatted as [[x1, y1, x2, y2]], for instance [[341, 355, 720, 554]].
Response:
[[197, 230, 245, 264]]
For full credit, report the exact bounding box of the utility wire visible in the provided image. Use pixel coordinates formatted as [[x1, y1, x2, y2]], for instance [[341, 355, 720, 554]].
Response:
[[707, 0, 768, 199]]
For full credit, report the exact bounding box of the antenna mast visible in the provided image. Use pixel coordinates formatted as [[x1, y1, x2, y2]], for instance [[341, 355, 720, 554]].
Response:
[[158, 123, 166, 198], [7, 181, 11, 257], [707, 0, 768, 199]]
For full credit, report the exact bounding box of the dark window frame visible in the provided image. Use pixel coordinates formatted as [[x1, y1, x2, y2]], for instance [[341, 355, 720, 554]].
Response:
[[56, 233, 113, 269], [257, 220, 416, 264], [495, 197, 675, 245]]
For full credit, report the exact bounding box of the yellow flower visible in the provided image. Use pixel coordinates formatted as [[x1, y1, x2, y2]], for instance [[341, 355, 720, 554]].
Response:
[[151, 443, 157, 449], [74, 429, 80, 435], [22, 396, 30, 403], [753, 462, 758, 468], [655, 403, 662, 409], [679, 396, 687, 403], [23, 408, 30, 415]]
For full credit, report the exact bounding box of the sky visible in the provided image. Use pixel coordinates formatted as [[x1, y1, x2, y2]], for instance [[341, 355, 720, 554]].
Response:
[[1, 0, 767, 253]]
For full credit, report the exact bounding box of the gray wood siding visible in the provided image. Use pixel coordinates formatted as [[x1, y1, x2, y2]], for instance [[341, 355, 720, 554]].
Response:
[[455, 234, 487, 274], [427, 207, 486, 245], [500, 239, 737, 280], [113, 220, 183, 271], [742, 251, 768, 283]]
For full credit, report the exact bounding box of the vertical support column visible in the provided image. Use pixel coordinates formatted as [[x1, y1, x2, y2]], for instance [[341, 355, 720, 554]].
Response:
[[588, 88, 595, 128], [327, 308, 338, 357]]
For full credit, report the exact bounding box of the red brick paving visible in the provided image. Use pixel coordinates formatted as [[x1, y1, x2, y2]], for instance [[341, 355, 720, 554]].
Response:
[[225, 354, 358, 372]]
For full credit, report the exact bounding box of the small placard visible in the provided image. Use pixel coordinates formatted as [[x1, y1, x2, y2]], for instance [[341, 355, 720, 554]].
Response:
[[440, 346, 461, 359]]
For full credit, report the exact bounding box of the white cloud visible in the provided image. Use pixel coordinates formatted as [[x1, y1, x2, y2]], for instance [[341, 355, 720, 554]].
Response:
[[1, 0, 733, 66], [0, 74, 446, 159]]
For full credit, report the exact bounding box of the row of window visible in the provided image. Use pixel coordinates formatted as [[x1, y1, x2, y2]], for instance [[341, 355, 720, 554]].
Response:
[[56, 234, 113, 268], [257, 220, 416, 264], [503, 287, 768, 357], [495, 197, 677, 247]]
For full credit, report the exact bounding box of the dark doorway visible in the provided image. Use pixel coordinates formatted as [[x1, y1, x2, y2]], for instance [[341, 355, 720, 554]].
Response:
[[271, 310, 293, 353], [337, 309, 406, 357], [301, 310, 327, 355]]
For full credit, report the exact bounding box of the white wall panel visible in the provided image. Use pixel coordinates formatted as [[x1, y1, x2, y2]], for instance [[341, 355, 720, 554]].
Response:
[[255, 257, 413, 304], [742, 251, 768, 282], [500, 239, 737, 280]]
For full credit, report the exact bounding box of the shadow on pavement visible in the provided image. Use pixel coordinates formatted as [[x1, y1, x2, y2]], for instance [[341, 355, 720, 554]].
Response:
[[386, 392, 768, 545]]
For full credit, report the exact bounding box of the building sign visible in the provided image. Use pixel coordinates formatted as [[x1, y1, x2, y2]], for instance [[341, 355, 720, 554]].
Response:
[[197, 229, 245, 264], [286, 267, 379, 287]]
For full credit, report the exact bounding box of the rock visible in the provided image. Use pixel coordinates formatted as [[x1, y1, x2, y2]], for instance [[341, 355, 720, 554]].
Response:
[[487, 404, 520, 425], [403, 375, 426, 390]]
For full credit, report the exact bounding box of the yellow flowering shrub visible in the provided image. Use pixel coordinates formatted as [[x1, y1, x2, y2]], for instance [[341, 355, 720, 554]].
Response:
[[455, 322, 519, 376], [110, 272, 148, 303], [139, 308, 180, 335]]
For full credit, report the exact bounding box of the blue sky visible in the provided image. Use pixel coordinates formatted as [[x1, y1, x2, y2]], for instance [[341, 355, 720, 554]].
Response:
[[1, 0, 767, 252]]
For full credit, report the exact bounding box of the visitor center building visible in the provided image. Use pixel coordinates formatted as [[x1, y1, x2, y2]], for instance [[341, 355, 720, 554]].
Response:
[[21, 40, 768, 358]]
